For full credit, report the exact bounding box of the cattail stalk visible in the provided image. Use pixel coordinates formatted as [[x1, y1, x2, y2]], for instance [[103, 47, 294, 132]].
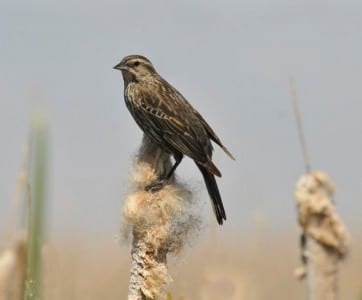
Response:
[[290, 77, 312, 173], [294, 171, 350, 300], [0, 236, 27, 300], [122, 135, 199, 300], [0, 139, 30, 300]]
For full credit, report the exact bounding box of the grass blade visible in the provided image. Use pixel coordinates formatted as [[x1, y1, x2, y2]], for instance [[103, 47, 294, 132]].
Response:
[[24, 112, 48, 300]]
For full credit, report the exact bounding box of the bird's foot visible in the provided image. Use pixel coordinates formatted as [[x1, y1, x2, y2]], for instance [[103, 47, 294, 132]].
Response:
[[145, 179, 167, 193]]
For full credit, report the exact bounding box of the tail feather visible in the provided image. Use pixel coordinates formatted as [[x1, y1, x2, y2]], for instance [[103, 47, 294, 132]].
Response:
[[196, 162, 226, 225]]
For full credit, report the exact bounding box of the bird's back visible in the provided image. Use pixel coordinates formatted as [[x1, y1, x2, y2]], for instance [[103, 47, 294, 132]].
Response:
[[124, 76, 214, 162]]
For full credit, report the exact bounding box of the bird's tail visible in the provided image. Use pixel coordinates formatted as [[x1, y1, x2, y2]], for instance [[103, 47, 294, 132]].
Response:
[[196, 162, 226, 225]]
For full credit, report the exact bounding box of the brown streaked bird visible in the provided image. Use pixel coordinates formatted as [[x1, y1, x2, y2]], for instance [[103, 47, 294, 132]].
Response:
[[114, 55, 234, 225]]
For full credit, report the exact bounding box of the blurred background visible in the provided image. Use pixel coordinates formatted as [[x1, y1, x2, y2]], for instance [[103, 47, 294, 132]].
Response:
[[1, 0, 361, 299]]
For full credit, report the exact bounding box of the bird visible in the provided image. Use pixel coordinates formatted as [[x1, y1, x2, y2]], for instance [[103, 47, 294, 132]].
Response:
[[114, 55, 234, 225]]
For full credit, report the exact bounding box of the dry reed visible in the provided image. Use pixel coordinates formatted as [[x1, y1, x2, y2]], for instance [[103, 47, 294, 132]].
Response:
[[294, 171, 350, 300], [0, 235, 27, 300], [121, 135, 201, 300]]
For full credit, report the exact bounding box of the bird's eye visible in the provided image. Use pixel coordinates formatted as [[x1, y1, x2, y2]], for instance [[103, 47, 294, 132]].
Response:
[[133, 61, 140, 67]]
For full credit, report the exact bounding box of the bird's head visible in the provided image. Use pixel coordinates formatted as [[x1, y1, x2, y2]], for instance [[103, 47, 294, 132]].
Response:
[[113, 55, 156, 83]]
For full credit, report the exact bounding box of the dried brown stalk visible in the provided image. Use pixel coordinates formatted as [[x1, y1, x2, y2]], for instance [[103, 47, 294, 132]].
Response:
[[0, 235, 27, 300], [294, 171, 350, 300], [122, 135, 200, 300]]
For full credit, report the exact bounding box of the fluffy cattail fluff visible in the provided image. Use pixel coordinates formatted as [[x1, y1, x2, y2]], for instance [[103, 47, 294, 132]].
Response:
[[121, 135, 201, 300], [0, 234, 26, 300], [294, 171, 350, 300]]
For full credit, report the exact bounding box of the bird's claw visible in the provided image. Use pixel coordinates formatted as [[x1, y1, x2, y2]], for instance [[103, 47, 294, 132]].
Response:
[[145, 179, 167, 192]]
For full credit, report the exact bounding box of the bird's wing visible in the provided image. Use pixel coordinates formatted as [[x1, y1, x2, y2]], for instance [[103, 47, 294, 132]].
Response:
[[193, 111, 235, 160], [160, 81, 235, 160], [131, 86, 214, 165]]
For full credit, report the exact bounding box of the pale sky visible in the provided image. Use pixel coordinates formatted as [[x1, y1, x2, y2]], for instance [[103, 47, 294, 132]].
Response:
[[1, 0, 361, 238]]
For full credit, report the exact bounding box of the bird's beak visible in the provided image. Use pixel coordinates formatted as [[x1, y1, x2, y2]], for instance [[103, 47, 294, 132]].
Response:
[[113, 62, 127, 71]]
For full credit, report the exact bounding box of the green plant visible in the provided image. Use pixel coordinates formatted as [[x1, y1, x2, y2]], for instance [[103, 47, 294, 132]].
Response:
[[24, 112, 48, 300]]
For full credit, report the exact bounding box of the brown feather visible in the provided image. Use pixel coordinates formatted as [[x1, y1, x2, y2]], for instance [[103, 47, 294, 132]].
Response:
[[115, 54, 233, 225]]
